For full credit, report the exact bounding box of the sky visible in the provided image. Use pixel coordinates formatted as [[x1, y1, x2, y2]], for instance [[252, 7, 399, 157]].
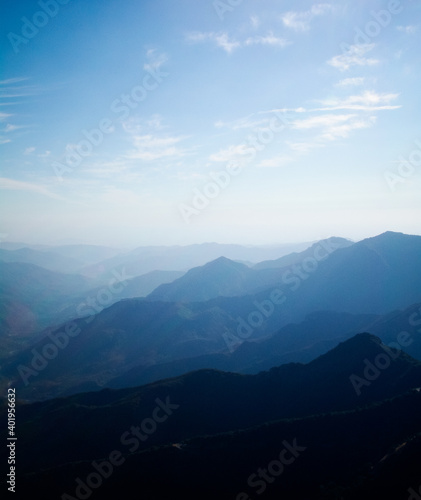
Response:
[[0, 0, 420, 247]]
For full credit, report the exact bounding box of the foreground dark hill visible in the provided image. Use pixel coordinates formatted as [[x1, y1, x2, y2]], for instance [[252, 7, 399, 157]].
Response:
[[17, 393, 421, 499], [3, 334, 421, 474], [2, 334, 421, 499]]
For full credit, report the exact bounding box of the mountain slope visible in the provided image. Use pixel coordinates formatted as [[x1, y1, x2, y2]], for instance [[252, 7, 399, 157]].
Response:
[[1, 333, 421, 500], [0, 247, 84, 274], [287, 231, 421, 316], [148, 257, 254, 301], [0, 262, 97, 337], [253, 236, 353, 269]]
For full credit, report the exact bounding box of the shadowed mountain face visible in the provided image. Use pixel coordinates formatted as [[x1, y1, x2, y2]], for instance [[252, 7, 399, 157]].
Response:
[[1, 334, 421, 500], [148, 256, 253, 301], [285, 231, 421, 316]]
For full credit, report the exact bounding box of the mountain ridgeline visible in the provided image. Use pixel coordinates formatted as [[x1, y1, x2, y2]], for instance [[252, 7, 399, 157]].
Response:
[[1, 334, 421, 499], [1, 231, 421, 499]]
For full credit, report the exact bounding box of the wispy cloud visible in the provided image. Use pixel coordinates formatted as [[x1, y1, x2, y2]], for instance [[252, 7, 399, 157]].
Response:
[[328, 44, 379, 71], [0, 77, 40, 100], [121, 117, 192, 162], [215, 114, 270, 131], [4, 124, 25, 133], [282, 4, 333, 31], [0, 77, 29, 85], [0, 177, 65, 201], [397, 25, 418, 35], [293, 113, 357, 130], [126, 134, 189, 161], [209, 144, 251, 163], [293, 112, 373, 139], [317, 91, 400, 111], [245, 33, 291, 48], [186, 32, 240, 54], [143, 49, 168, 72], [250, 15, 260, 29], [257, 155, 292, 168], [336, 77, 366, 87], [186, 31, 290, 54]]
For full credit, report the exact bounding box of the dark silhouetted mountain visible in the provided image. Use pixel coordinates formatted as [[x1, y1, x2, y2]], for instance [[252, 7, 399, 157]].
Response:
[[14, 393, 421, 500], [1, 334, 421, 499], [108, 310, 378, 388], [2, 297, 242, 399], [108, 302, 421, 389]]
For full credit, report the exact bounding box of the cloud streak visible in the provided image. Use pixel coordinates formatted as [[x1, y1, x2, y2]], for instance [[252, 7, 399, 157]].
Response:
[[282, 4, 333, 31], [186, 31, 290, 54], [0, 177, 65, 201], [328, 44, 379, 71]]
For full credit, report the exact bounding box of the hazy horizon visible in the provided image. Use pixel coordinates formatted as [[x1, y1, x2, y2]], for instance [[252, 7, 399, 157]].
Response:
[[2, 229, 421, 252]]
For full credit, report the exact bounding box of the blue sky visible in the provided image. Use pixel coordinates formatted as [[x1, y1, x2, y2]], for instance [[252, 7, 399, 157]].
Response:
[[0, 0, 420, 247]]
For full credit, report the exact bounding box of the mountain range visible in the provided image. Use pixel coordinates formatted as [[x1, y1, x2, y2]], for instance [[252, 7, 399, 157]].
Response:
[[2, 231, 421, 401]]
